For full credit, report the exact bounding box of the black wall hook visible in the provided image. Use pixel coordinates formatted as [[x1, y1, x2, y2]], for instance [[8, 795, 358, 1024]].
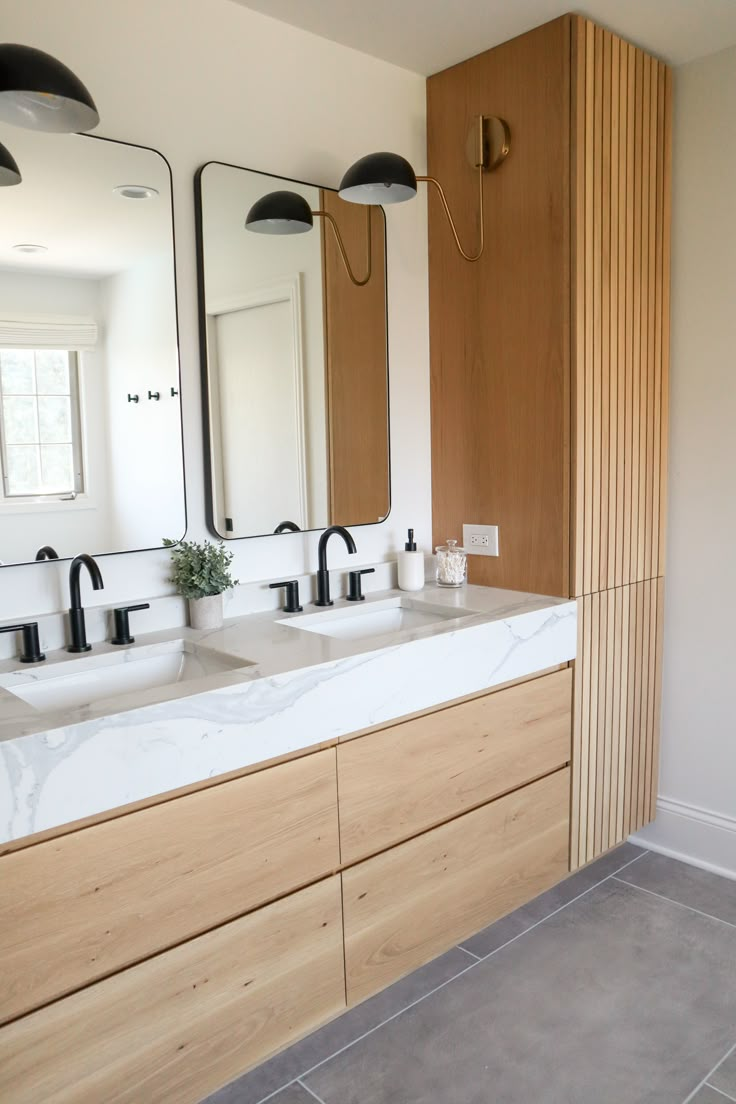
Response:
[[127, 393, 139, 403], [148, 390, 161, 401]]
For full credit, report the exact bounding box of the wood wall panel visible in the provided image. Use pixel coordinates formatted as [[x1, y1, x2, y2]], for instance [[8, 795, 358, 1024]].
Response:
[[428, 16, 571, 597], [571, 24, 671, 597], [321, 194, 389, 526], [0, 877, 345, 1104], [0, 749, 339, 1024], [571, 577, 664, 868]]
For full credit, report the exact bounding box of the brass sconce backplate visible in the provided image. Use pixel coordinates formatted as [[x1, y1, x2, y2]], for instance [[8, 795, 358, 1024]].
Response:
[[466, 115, 511, 171]]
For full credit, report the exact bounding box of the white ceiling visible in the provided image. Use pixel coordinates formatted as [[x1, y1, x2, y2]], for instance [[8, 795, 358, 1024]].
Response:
[[0, 124, 172, 279], [229, 0, 736, 75]]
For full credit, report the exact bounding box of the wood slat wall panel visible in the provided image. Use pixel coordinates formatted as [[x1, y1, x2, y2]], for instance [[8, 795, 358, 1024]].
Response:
[[571, 25, 670, 598], [571, 578, 665, 866]]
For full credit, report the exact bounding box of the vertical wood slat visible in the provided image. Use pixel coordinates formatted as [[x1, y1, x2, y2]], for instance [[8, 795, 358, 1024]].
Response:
[[658, 68, 673, 577], [571, 577, 664, 865], [572, 27, 670, 599]]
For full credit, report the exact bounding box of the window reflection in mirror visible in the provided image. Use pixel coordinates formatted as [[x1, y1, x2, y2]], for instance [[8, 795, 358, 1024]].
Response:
[[195, 162, 389, 540], [0, 128, 185, 567]]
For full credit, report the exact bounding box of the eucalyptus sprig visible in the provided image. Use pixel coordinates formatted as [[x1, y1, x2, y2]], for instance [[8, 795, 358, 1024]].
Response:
[[163, 538, 239, 600]]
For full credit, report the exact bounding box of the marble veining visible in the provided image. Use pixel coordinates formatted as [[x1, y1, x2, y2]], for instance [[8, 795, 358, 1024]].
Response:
[[0, 583, 576, 844]]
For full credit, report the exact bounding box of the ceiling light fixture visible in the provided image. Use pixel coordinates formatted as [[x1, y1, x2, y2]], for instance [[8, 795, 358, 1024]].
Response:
[[113, 184, 160, 200], [0, 140, 21, 187], [0, 44, 99, 133], [245, 190, 372, 287], [338, 115, 510, 262], [12, 243, 48, 254]]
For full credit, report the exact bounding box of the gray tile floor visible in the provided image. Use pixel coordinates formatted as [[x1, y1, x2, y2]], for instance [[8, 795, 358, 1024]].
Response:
[[203, 844, 736, 1104]]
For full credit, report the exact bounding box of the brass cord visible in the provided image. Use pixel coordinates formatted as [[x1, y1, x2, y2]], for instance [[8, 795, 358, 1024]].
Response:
[[314, 206, 372, 286], [416, 166, 485, 262]]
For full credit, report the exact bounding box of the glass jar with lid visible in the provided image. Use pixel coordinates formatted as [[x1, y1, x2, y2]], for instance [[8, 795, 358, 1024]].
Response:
[[435, 539, 467, 587]]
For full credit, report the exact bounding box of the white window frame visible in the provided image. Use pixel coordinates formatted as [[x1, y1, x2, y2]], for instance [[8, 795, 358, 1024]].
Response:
[[0, 348, 86, 506]]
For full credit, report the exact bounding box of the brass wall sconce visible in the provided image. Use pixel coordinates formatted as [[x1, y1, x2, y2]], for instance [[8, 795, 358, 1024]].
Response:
[[338, 115, 510, 262], [245, 190, 372, 287]]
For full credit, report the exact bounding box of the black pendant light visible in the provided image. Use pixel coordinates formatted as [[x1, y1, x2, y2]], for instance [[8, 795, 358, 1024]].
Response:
[[245, 188, 372, 286], [338, 152, 417, 205], [245, 190, 314, 235], [0, 44, 99, 132], [338, 117, 511, 262], [0, 140, 21, 186]]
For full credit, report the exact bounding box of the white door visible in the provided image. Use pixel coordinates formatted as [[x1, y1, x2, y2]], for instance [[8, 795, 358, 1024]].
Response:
[[214, 295, 306, 535]]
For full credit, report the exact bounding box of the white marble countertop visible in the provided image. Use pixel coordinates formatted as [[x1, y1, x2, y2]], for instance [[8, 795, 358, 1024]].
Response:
[[0, 583, 576, 844]]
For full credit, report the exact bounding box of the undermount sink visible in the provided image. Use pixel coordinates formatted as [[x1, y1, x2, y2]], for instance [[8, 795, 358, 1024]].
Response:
[[0, 639, 251, 715], [286, 596, 474, 643]]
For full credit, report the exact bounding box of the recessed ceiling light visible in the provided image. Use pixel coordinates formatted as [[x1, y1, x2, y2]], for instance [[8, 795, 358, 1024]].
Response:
[[113, 184, 159, 200], [12, 243, 48, 254]]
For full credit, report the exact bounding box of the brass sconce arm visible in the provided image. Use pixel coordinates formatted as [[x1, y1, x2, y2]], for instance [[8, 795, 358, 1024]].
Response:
[[416, 168, 484, 263], [314, 206, 372, 286]]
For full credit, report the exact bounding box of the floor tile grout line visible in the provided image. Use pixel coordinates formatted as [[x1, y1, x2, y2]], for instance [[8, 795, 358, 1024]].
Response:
[[297, 1079, 330, 1104], [456, 944, 482, 961], [474, 848, 650, 964], [253, 848, 649, 1104], [704, 1083, 736, 1103], [611, 876, 736, 930], [681, 1040, 736, 1104]]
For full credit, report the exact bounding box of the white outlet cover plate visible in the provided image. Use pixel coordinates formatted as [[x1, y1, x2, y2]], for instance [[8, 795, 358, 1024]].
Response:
[[462, 523, 499, 557]]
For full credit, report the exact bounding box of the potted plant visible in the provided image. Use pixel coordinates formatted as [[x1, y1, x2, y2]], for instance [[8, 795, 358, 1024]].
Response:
[[164, 538, 239, 630]]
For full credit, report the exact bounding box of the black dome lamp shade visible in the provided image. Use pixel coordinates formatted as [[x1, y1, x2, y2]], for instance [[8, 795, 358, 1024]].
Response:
[[0, 44, 99, 132], [246, 189, 372, 287], [338, 116, 511, 262], [245, 190, 314, 235], [0, 140, 21, 186], [338, 152, 417, 205]]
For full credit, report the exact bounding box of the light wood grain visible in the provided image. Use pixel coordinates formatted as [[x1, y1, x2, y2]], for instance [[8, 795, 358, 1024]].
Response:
[[428, 15, 571, 597], [571, 578, 664, 865], [343, 769, 570, 1003], [321, 193, 389, 526], [0, 877, 345, 1104], [0, 749, 339, 1023], [338, 669, 572, 864]]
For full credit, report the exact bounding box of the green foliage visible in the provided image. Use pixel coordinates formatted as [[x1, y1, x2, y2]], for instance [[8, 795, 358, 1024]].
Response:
[[163, 538, 239, 600]]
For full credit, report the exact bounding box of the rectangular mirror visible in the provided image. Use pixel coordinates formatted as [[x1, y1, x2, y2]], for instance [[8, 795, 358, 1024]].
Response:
[[0, 129, 185, 567], [195, 161, 389, 539]]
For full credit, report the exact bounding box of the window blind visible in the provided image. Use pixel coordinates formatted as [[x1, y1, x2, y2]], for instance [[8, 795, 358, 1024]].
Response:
[[0, 316, 98, 349]]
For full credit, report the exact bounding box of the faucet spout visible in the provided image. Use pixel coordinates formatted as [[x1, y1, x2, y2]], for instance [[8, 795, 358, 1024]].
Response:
[[67, 553, 104, 652], [315, 526, 357, 606]]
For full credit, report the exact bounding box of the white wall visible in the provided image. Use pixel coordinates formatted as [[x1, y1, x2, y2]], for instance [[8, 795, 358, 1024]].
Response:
[[0, 269, 112, 562], [633, 46, 736, 878], [0, 0, 430, 622]]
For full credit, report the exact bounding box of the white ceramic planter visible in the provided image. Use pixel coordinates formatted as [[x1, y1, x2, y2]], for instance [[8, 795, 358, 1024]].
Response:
[[188, 593, 224, 631]]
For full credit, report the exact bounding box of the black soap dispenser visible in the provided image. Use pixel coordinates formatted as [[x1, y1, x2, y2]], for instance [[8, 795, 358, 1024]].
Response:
[[398, 528, 424, 591]]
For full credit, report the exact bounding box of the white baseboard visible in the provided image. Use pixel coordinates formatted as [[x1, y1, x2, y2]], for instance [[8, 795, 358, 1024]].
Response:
[[630, 796, 736, 881]]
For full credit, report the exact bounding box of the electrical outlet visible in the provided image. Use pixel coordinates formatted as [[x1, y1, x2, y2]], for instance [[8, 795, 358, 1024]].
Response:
[[462, 523, 499, 557]]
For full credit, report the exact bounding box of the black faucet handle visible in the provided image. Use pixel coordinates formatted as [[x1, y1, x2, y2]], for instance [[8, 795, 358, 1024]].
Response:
[[111, 603, 150, 646], [346, 568, 375, 602], [0, 623, 45, 663], [269, 580, 303, 613]]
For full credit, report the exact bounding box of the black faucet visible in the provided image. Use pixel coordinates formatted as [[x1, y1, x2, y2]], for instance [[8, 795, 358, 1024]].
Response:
[[35, 545, 59, 561], [67, 553, 104, 653], [274, 520, 301, 534], [315, 525, 357, 606]]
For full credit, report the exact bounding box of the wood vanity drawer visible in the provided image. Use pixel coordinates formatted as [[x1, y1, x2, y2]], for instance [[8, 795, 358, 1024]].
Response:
[[0, 748, 339, 1024], [338, 668, 572, 863], [0, 875, 345, 1104], [343, 767, 570, 1004]]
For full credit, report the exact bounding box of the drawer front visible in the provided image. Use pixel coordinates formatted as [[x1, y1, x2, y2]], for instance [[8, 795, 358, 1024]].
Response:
[[338, 669, 572, 863], [1, 748, 339, 1024], [343, 768, 570, 1004], [0, 875, 345, 1104]]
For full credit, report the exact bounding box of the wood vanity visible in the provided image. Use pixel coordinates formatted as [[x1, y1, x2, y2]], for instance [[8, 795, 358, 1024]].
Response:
[[0, 665, 572, 1103]]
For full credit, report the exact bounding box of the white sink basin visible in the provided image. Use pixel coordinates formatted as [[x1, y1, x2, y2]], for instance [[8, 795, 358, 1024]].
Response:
[[0, 639, 251, 714], [287, 596, 474, 642]]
